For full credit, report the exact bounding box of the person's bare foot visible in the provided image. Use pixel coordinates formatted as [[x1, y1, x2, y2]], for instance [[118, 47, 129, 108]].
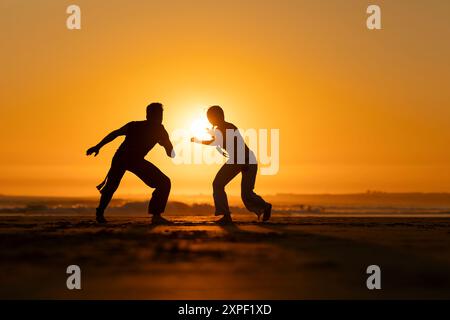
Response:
[[215, 214, 233, 225], [151, 215, 174, 225], [262, 203, 272, 222], [96, 209, 107, 224]]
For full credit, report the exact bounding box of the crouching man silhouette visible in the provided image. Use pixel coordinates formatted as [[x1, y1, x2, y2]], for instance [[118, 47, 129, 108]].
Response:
[[191, 105, 272, 225], [86, 103, 174, 225]]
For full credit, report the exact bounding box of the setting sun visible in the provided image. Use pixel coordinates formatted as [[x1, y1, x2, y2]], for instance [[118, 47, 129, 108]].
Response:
[[190, 114, 213, 141]]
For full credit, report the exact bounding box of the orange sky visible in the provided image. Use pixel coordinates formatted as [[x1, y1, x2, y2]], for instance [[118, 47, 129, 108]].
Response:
[[1, 0, 450, 197]]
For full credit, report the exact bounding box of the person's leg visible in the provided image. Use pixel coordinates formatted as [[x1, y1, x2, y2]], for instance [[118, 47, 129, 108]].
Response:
[[128, 159, 171, 218], [96, 161, 126, 223], [241, 164, 271, 221], [213, 164, 241, 222]]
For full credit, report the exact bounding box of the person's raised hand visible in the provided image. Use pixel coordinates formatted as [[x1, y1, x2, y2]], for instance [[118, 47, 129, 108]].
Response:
[[86, 145, 100, 157]]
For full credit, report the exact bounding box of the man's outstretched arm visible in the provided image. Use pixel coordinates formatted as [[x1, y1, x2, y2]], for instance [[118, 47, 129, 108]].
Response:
[[191, 127, 221, 146], [86, 123, 129, 157], [190, 137, 215, 145]]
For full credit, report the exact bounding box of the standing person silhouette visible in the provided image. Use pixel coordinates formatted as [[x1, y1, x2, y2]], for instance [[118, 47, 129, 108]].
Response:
[[191, 105, 272, 224], [86, 103, 174, 225]]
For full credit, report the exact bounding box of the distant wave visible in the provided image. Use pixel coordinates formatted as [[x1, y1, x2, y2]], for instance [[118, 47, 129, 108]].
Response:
[[1, 200, 449, 215], [0, 201, 249, 216]]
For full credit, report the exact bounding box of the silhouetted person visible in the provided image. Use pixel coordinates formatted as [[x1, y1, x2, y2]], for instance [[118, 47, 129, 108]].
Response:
[[191, 105, 271, 224], [86, 103, 174, 225]]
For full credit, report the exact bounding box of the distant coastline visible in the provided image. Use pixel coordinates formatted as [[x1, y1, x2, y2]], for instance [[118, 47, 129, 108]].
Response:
[[1, 192, 450, 216]]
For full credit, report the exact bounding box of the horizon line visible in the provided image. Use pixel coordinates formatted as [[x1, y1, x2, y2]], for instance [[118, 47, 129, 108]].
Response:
[[2, 191, 450, 200]]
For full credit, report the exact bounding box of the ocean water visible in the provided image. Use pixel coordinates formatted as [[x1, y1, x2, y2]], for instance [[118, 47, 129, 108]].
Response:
[[1, 194, 450, 217]]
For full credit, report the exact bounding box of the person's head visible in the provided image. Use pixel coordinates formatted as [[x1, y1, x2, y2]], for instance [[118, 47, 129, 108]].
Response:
[[206, 105, 225, 126], [146, 102, 163, 124]]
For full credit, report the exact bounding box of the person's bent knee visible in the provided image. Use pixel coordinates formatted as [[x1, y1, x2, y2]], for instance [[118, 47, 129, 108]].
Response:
[[213, 179, 225, 192], [159, 175, 171, 191], [102, 181, 120, 195], [241, 193, 251, 204]]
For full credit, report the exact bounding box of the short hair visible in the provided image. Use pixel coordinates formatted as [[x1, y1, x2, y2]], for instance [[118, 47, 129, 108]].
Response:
[[207, 105, 224, 120], [147, 102, 163, 115]]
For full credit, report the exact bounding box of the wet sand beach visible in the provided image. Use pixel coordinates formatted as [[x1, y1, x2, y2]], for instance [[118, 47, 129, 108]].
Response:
[[1, 214, 450, 299]]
